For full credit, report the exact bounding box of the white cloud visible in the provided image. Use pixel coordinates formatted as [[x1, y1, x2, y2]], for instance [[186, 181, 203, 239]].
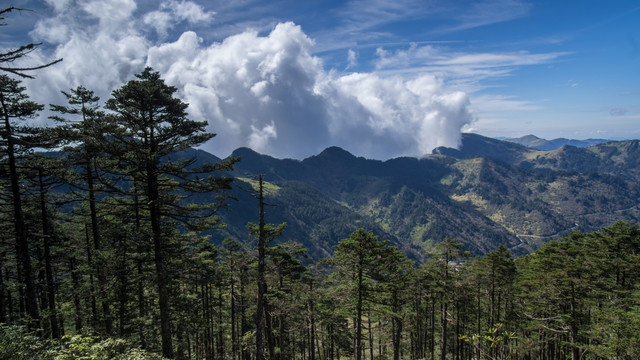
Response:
[[82, 0, 138, 26], [374, 43, 568, 82], [168, 0, 214, 23], [27, 2, 474, 160], [144, 0, 215, 38], [346, 49, 358, 69], [143, 11, 173, 38], [44, 0, 73, 13], [248, 122, 278, 151], [146, 22, 472, 158]]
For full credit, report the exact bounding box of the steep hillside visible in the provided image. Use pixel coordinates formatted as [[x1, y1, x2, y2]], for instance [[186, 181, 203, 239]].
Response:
[[526, 140, 640, 181], [203, 136, 640, 259]]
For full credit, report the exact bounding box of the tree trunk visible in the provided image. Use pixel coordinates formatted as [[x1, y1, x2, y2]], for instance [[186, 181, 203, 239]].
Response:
[[309, 280, 316, 360], [368, 314, 374, 360], [431, 295, 435, 360], [38, 169, 60, 339], [256, 175, 267, 360], [86, 160, 112, 334], [217, 284, 224, 360], [3, 107, 40, 329], [441, 299, 448, 360], [69, 256, 83, 332], [230, 272, 237, 360], [148, 165, 173, 358], [0, 259, 5, 323], [265, 302, 276, 360], [393, 290, 402, 360], [118, 234, 128, 336], [356, 261, 364, 360], [133, 190, 147, 349], [84, 223, 98, 328]]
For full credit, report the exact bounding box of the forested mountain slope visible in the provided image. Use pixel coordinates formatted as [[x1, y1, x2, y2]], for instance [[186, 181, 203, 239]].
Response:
[[207, 134, 640, 258]]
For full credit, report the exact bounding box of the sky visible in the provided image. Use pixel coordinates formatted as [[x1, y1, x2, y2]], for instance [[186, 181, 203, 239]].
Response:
[[3, 0, 639, 160]]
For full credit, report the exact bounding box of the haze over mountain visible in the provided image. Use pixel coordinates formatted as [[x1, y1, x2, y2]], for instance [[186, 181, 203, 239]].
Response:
[[503, 134, 611, 151]]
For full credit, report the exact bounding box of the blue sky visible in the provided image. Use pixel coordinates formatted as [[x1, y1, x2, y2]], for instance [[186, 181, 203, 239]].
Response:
[[3, 0, 640, 159]]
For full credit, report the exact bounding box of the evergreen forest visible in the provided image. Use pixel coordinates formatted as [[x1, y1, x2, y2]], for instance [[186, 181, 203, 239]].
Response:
[[2, 7, 640, 360]]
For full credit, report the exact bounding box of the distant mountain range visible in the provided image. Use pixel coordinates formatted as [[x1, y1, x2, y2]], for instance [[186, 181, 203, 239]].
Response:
[[501, 134, 610, 150], [201, 133, 640, 261]]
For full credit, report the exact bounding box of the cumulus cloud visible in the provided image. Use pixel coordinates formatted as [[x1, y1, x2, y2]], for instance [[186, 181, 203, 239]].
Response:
[[144, 0, 214, 38], [27, 3, 473, 160], [147, 22, 472, 158], [29, 0, 147, 108]]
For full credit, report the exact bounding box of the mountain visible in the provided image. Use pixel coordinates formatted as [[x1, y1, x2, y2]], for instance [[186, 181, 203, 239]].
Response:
[[433, 133, 533, 164], [202, 134, 640, 261], [504, 134, 610, 150]]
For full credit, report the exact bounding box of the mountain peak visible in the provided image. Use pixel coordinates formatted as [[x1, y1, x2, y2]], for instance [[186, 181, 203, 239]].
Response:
[[520, 134, 542, 141], [433, 133, 530, 164], [315, 146, 356, 160], [230, 147, 261, 158]]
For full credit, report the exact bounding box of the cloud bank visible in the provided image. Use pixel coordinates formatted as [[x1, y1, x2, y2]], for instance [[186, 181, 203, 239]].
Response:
[[27, 0, 473, 160]]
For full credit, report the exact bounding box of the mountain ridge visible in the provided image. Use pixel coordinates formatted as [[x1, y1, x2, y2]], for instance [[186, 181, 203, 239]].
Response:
[[203, 134, 640, 260], [502, 134, 611, 150]]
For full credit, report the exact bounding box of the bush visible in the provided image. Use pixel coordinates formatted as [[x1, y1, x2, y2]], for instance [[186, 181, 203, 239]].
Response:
[[0, 324, 165, 360]]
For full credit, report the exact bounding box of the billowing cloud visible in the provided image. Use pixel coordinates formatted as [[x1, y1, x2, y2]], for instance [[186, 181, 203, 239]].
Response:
[[27, 3, 473, 160], [29, 0, 148, 106], [147, 22, 472, 158], [144, 0, 215, 38]]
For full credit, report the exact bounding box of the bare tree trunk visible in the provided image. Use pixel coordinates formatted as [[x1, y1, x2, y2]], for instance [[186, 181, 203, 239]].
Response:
[[309, 279, 316, 360], [230, 272, 237, 360], [256, 175, 267, 360], [86, 160, 112, 334], [0, 259, 6, 323], [356, 265, 364, 360], [69, 256, 83, 332], [148, 165, 173, 358], [3, 106, 40, 329], [84, 224, 97, 329], [368, 314, 374, 360], [38, 169, 60, 338]]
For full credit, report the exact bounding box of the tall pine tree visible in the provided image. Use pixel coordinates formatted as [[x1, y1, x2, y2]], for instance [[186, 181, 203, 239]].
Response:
[[99, 67, 236, 358]]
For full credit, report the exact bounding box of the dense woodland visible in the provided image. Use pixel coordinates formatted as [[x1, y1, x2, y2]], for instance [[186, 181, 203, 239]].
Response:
[[2, 7, 640, 360]]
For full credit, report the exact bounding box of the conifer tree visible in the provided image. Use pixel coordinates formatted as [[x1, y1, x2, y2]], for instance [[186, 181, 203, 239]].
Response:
[[50, 85, 114, 334], [0, 74, 48, 329], [330, 228, 389, 360], [434, 238, 462, 360], [98, 67, 236, 358]]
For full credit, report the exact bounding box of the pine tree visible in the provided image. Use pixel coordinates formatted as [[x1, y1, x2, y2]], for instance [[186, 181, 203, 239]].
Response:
[[329, 229, 390, 360], [99, 67, 236, 358], [0, 74, 49, 329], [50, 85, 115, 334]]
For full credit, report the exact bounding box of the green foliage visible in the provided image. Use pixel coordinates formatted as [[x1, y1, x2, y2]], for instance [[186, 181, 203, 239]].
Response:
[[0, 325, 165, 360], [0, 324, 52, 360], [460, 323, 517, 360]]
